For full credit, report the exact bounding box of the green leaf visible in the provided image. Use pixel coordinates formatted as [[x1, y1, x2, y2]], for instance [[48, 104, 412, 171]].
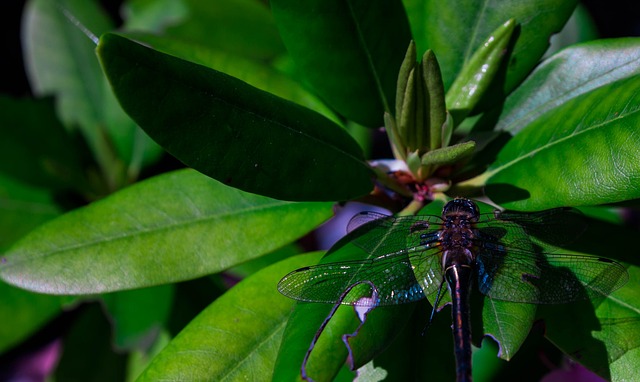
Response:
[[0, 174, 62, 252], [121, 0, 189, 33], [541, 265, 640, 381], [421, 141, 476, 167], [126, 330, 171, 382], [274, 294, 414, 381], [274, 229, 419, 381], [0, 169, 333, 294], [120, 32, 339, 124], [542, 4, 598, 59], [419, 0, 577, 93], [496, 38, 640, 135], [482, 297, 536, 360], [0, 281, 62, 354], [23, 0, 112, 148], [0, 96, 88, 191], [445, 19, 516, 122], [23, 0, 161, 186], [102, 284, 174, 351], [422, 49, 447, 150], [97, 33, 374, 201], [484, 75, 640, 210], [163, 0, 285, 62], [137, 252, 324, 381], [369, 303, 456, 381], [593, 267, 640, 381], [270, 0, 412, 126]]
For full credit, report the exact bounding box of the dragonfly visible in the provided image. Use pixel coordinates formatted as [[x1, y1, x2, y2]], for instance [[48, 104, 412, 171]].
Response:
[[278, 198, 629, 382]]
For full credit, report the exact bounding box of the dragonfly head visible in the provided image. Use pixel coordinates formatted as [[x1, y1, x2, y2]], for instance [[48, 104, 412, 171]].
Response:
[[442, 198, 480, 221]]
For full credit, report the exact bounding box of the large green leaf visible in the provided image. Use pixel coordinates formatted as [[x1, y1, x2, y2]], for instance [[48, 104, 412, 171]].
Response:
[[541, 265, 640, 381], [23, 0, 162, 185], [137, 252, 324, 381], [23, 0, 111, 148], [0, 174, 62, 252], [274, 297, 414, 381], [415, 0, 577, 93], [496, 38, 640, 135], [270, 0, 412, 127], [122, 0, 189, 33], [163, 0, 285, 62], [97, 33, 374, 201], [0, 169, 333, 294], [120, 32, 339, 124], [593, 267, 640, 381], [483, 75, 640, 210], [482, 297, 536, 361]]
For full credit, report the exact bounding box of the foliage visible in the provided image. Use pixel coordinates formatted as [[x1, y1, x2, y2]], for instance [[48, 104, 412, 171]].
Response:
[[1, 0, 639, 381]]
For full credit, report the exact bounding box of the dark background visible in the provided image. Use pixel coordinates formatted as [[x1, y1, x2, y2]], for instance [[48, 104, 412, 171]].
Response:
[[1, 0, 640, 98]]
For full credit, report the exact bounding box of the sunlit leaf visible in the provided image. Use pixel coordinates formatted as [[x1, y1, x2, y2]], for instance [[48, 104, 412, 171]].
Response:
[[0, 170, 333, 294]]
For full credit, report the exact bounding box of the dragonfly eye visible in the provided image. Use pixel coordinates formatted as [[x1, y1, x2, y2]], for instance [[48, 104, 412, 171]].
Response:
[[443, 198, 480, 219]]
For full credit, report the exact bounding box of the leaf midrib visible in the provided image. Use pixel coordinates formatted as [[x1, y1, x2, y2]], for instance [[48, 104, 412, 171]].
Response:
[[4, 200, 297, 264], [487, 105, 640, 178], [111, 34, 366, 166]]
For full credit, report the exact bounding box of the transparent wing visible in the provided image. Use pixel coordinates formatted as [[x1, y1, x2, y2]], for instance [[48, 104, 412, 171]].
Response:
[[278, 248, 444, 307], [476, 247, 628, 303], [342, 212, 443, 258], [476, 207, 586, 252]]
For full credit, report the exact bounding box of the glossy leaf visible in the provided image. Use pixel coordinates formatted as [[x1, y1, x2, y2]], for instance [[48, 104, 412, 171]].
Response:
[[496, 38, 640, 135], [422, 49, 447, 151], [276, 302, 414, 381], [593, 267, 640, 381], [274, 237, 417, 381], [137, 252, 324, 381], [541, 4, 599, 60], [445, 19, 516, 122], [421, 141, 476, 166], [120, 32, 339, 124], [417, 0, 577, 93], [482, 297, 536, 360], [97, 33, 374, 201], [541, 265, 640, 381], [273, 301, 355, 381], [270, 0, 412, 126], [0, 169, 333, 294], [484, 75, 640, 210]]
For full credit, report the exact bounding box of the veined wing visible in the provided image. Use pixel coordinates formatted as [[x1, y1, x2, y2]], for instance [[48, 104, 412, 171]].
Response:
[[475, 247, 628, 304], [278, 247, 444, 307], [477, 207, 586, 252], [338, 212, 443, 259]]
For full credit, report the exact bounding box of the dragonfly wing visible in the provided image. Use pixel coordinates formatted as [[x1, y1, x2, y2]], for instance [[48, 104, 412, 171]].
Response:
[[476, 248, 628, 304], [342, 213, 442, 259], [480, 207, 586, 250], [278, 249, 444, 307]]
